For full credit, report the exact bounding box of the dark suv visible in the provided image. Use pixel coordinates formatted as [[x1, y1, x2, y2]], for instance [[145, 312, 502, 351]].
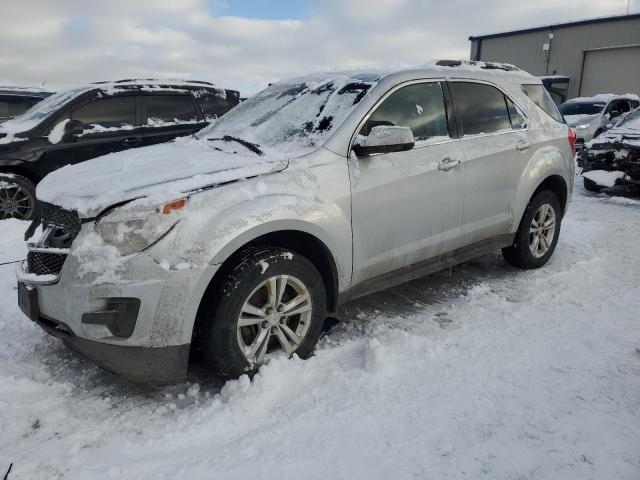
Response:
[[0, 86, 53, 124], [0, 79, 240, 220]]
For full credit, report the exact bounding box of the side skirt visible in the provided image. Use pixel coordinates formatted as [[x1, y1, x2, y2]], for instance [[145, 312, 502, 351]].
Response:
[[340, 233, 515, 305]]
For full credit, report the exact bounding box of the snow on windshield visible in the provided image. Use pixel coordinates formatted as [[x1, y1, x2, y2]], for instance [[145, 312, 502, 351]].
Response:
[[198, 73, 378, 156], [0, 87, 89, 133]]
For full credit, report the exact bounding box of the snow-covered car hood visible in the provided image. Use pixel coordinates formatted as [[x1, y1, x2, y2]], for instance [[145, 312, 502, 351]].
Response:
[[564, 114, 598, 126], [36, 136, 289, 217]]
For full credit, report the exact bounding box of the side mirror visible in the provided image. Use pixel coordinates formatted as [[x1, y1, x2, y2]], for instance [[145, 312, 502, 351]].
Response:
[[353, 126, 415, 157], [61, 119, 84, 143]]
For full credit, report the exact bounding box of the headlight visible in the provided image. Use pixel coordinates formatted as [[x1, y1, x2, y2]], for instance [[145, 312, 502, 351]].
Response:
[[574, 123, 591, 130], [95, 198, 187, 256]]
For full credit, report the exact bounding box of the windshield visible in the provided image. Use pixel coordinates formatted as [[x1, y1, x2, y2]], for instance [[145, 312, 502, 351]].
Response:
[[197, 73, 378, 156], [559, 102, 605, 116], [1, 87, 89, 132]]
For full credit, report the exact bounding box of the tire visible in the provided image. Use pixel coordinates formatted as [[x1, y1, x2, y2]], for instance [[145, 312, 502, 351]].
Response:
[[0, 174, 37, 220], [502, 190, 562, 269], [583, 177, 602, 192], [200, 247, 327, 378]]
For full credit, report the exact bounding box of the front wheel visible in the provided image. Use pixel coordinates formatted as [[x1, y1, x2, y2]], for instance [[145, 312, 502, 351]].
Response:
[[0, 174, 37, 220], [502, 190, 562, 269], [200, 247, 327, 378]]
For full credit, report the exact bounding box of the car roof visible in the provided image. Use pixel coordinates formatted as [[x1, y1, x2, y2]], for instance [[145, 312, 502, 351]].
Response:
[[89, 78, 230, 97], [0, 86, 53, 98], [274, 60, 538, 90], [564, 93, 640, 104]]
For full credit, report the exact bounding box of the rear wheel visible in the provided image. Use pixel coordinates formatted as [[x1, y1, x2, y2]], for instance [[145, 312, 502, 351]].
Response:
[[502, 190, 562, 269], [0, 174, 37, 220], [200, 247, 327, 378]]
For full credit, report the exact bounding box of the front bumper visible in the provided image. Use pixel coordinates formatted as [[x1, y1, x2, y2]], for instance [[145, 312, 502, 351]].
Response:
[[36, 312, 189, 384], [17, 242, 219, 384]]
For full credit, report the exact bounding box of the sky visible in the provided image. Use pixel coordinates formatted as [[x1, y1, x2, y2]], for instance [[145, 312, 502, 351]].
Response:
[[0, 0, 636, 96]]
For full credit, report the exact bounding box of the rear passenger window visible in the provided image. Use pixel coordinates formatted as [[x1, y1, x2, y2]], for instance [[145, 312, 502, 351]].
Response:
[[144, 95, 198, 125], [450, 82, 511, 135], [521, 84, 564, 123], [361, 82, 449, 142], [505, 97, 526, 129], [71, 96, 136, 128], [195, 92, 230, 120]]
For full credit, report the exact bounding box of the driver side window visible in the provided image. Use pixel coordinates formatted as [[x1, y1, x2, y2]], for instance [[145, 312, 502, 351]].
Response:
[[360, 82, 449, 142], [70, 96, 136, 128]]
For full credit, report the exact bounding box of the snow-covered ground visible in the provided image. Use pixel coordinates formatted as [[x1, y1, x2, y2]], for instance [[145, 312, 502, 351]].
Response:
[[1, 184, 640, 479]]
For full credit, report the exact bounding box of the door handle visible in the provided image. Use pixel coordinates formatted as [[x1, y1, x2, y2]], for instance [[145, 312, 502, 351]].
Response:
[[438, 157, 461, 171], [122, 137, 142, 147], [516, 139, 530, 151]]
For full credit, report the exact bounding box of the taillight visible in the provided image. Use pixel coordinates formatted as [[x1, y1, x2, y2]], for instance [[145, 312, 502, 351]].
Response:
[[568, 128, 577, 155]]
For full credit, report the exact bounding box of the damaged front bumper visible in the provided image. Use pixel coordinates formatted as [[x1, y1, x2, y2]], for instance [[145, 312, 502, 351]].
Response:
[[16, 243, 218, 384], [578, 138, 640, 196]]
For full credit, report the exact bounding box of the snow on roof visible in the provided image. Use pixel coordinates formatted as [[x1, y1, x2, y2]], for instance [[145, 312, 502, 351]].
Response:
[[566, 93, 640, 104], [91, 78, 227, 98], [0, 86, 53, 95], [272, 59, 535, 88]]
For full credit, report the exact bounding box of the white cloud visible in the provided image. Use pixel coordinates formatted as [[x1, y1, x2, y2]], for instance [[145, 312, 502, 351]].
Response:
[[0, 0, 632, 95]]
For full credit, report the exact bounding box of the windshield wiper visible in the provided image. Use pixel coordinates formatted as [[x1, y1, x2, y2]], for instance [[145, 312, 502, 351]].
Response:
[[208, 135, 264, 156]]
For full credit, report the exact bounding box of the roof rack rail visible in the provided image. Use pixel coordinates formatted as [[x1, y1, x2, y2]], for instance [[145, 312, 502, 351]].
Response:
[[435, 59, 520, 72], [92, 79, 215, 86]]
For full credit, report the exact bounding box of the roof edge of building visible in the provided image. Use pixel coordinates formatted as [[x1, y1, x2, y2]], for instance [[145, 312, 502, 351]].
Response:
[[469, 12, 640, 41]]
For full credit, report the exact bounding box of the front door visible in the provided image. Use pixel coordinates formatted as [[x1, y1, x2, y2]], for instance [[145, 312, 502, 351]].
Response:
[[42, 95, 142, 173], [349, 81, 465, 285]]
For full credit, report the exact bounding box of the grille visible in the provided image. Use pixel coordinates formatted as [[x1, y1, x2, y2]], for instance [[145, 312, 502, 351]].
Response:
[[40, 202, 82, 238], [26, 202, 82, 277], [27, 251, 67, 276]]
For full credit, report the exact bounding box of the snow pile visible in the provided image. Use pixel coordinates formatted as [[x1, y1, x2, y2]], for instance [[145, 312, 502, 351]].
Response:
[[47, 119, 70, 144], [582, 169, 625, 187]]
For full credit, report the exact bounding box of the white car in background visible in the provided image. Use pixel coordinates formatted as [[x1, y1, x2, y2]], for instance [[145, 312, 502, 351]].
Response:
[[559, 94, 640, 144]]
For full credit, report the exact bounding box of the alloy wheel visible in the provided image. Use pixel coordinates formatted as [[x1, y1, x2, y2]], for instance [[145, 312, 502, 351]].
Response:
[[0, 181, 34, 220], [236, 274, 313, 364], [529, 203, 556, 258]]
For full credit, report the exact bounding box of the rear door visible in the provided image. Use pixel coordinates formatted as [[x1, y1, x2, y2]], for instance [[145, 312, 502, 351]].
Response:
[[449, 81, 532, 245], [141, 94, 207, 147], [42, 94, 142, 172]]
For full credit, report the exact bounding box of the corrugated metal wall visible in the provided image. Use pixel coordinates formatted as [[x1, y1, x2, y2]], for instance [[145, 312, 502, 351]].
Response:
[[470, 17, 640, 98]]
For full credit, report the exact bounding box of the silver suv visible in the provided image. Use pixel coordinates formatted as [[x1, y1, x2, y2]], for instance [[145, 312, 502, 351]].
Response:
[[559, 94, 640, 145], [17, 61, 575, 383]]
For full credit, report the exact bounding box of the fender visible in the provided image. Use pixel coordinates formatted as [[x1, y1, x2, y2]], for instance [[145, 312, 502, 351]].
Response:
[[511, 142, 572, 232]]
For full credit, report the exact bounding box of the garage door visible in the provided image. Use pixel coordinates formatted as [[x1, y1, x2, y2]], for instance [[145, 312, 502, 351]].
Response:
[[580, 46, 640, 96]]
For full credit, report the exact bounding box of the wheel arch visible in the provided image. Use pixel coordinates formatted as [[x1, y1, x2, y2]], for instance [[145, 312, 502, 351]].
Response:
[[532, 174, 568, 214], [190, 228, 341, 349], [0, 163, 41, 184]]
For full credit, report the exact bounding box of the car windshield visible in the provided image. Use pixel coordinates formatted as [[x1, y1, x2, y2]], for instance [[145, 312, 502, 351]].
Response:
[[1, 87, 89, 132], [559, 102, 605, 116], [197, 73, 379, 156]]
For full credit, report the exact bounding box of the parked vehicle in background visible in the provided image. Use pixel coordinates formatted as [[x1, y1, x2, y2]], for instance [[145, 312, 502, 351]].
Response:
[[0, 79, 240, 220], [0, 86, 53, 124], [578, 107, 640, 196], [16, 61, 574, 384], [559, 94, 640, 145]]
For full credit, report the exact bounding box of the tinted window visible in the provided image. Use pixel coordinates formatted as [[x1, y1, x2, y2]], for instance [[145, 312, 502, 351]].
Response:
[[521, 84, 564, 123], [506, 97, 526, 129], [559, 102, 605, 116], [71, 96, 136, 127], [630, 100, 640, 109], [195, 91, 230, 120], [0, 96, 41, 118], [144, 95, 197, 125], [608, 99, 631, 114], [450, 82, 511, 135], [361, 82, 449, 141]]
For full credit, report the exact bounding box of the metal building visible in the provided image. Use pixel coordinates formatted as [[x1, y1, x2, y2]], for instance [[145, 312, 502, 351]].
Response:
[[469, 14, 640, 102]]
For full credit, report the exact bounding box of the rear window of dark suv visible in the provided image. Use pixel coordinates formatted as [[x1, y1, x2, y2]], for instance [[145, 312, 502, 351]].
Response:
[[521, 84, 564, 123]]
